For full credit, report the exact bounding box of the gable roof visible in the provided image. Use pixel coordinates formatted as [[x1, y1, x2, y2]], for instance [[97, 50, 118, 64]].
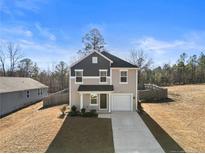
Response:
[[0, 77, 48, 94], [70, 50, 113, 68], [101, 51, 138, 68]]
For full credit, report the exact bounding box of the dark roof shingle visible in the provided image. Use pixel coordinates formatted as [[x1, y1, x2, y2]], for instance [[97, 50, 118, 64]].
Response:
[[101, 51, 138, 68], [78, 85, 114, 91]]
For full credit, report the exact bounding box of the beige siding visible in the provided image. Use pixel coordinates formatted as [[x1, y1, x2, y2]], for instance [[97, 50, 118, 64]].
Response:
[[111, 69, 137, 111], [70, 77, 110, 106], [70, 77, 110, 111], [70, 69, 138, 112]]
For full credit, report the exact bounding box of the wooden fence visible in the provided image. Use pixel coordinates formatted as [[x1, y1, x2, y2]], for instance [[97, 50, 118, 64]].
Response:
[[43, 89, 69, 107], [138, 84, 168, 101]]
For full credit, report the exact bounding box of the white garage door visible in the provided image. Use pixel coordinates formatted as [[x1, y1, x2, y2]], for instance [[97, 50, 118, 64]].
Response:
[[111, 94, 132, 111]]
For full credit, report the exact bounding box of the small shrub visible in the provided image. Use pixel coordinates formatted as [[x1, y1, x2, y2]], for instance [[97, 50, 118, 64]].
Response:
[[90, 109, 97, 113], [81, 108, 86, 114], [71, 105, 77, 112], [68, 111, 80, 117], [68, 111, 78, 117], [82, 111, 98, 117], [60, 105, 67, 115]]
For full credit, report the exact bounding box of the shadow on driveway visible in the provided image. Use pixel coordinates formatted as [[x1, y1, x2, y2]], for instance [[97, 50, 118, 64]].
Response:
[[139, 110, 185, 153], [46, 116, 114, 153]]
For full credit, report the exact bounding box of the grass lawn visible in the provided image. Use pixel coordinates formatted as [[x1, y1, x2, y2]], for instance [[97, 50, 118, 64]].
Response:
[[0, 102, 65, 152], [46, 117, 114, 153], [0, 102, 114, 153], [141, 84, 205, 152]]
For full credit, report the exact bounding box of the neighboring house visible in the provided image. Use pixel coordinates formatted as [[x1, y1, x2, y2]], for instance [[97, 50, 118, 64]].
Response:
[[0, 77, 48, 117], [69, 50, 139, 112]]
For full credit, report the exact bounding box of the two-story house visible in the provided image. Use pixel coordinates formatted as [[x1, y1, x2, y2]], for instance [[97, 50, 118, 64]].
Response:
[[69, 50, 139, 112]]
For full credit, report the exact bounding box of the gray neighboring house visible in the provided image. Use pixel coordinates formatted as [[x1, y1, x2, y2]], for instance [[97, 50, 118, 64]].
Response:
[[69, 50, 139, 112], [0, 77, 48, 117]]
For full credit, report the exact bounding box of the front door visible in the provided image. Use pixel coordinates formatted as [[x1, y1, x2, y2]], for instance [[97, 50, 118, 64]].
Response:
[[100, 94, 107, 109]]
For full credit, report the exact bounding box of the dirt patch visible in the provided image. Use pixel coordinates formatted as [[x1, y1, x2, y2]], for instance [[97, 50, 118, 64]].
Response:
[[142, 84, 205, 152], [46, 117, 114, 153], [0, 102, 66, 152]]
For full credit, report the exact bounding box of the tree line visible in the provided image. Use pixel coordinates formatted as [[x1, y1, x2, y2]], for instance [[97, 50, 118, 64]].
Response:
[[0, 28, 205, 93], [129, 49, 205, 88], [0, 42, 69, 93]]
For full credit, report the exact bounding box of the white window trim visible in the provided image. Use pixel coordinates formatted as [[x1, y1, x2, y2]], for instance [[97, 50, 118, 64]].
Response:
[[70, 76, 111, 79], [119, 70, 128, 84], [75, 69, 83, 84], [90, 93, 98, 106], [99, 69, 108, 84], [92, 57, 98, 64]]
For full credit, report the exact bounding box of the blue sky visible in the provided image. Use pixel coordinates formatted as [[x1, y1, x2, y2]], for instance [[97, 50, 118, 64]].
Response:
[[0, 0, 205, 69]]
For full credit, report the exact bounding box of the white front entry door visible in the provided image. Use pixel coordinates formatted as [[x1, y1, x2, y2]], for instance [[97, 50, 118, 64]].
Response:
[[111, 94, 132, 111]]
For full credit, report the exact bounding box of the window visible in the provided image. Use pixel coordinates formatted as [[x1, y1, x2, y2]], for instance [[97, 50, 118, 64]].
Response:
[[90, 93, 97, 105], [38, 89, 40, 96], [92, 57, 98, 63], [75, 70, 83, 83], [99, 70, 107, 83], [40, 89, 42, 95], [27, 90, 30, 98], [120, 70, 128, 83]]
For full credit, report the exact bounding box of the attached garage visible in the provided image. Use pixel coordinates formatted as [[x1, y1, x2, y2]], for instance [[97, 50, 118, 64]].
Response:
[[111, 93, 133, 111]]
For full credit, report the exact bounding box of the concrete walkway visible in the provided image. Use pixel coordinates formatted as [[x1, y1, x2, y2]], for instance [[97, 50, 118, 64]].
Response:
[[111, 112, 164, 153]]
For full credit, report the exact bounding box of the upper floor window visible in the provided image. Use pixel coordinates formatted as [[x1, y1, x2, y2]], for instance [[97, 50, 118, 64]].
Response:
[[120, 70, 128, 83], [92, 57, 98, 64], [75, 70, 83, 83], [99, 70, 107, 83]]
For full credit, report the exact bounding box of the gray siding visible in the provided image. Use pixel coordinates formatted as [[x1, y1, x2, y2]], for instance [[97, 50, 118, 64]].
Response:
[[0, 88, 48, 117], [71, 52, 111, 76]]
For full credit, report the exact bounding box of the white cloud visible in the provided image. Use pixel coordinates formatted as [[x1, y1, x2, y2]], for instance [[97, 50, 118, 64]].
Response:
[[0, 26, 33, 37], [35, 23, 56, 41], [128, 32, 205, 67], [0, 0, 48, 15], [132, 32, 205, 54], [18, 39, 77, 69], [0, 37, 78, 70]]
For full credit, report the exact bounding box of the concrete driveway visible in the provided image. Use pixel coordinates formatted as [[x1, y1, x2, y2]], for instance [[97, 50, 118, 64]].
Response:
[[111, 112, 164, 153]]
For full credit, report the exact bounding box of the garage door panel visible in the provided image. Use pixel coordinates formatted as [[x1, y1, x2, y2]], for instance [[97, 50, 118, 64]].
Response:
[[111, 94, 132, 111]]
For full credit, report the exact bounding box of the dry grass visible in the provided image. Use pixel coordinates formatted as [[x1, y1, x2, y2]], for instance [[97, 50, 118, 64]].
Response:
[[142, 84, 205, 152], [0, 102, 114, 153], [0, 102, 66, 153]]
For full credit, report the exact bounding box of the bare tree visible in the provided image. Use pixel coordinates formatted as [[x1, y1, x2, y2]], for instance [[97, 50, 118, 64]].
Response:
[[129, 49, 153, 89], [7, 42, 22, 76], [129, 49, 153, 71], [18, 58, 34, 77], [55, 61, 69, 90], [0, 45, 6, 76]]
